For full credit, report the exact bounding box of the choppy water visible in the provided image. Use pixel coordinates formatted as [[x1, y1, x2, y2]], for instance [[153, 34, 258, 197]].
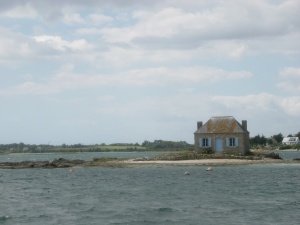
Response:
[[1, 161, 300, 225], [274, 150, 300, 160], [0, 152, 168, 162], [0, 150, 299, 163]]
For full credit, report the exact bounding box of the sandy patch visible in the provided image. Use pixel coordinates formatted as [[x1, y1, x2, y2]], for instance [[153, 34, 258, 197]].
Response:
[[123, 158, 286, 166]]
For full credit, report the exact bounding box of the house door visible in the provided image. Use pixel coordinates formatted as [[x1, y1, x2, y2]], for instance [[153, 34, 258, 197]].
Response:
[[215, 138, 223, 152]]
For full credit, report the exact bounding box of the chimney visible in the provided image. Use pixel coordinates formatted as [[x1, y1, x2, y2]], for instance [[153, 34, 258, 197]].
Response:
[[242, 120, 247, 131], [197, 121, 203, 130]]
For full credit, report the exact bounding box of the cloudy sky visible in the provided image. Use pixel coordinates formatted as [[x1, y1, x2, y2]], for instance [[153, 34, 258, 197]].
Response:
[[0, 0, 299, 145]]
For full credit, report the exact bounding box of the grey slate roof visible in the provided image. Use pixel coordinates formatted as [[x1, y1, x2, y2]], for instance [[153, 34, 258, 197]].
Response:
[[194, 116, 247, 134]]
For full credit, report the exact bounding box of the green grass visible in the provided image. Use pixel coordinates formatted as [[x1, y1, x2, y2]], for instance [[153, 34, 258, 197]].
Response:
[[46, 145, 147, 152], [152, 151, 264, 161], [0, 145, 148, 154]]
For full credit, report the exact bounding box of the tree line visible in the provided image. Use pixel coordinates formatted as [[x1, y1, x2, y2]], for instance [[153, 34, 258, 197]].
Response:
[[250, 132, 300, 147], [141, 140, 193, 150], [1, 132, 299, 153]]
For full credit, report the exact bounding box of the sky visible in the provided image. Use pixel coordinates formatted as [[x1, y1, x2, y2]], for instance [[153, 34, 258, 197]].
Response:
[[0, 0, 300, 145]]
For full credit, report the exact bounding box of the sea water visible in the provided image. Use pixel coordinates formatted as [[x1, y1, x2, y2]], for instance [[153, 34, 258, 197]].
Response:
[[1, 165, 299, 225], [0, 150, 298, 162], [0, 152, 169, 162], [0, 152, 299, 225]]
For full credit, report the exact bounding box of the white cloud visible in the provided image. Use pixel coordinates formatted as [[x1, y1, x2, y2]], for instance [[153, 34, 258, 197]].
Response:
[[99, 1, 300, 50], [211, 93, 278, 113], [277, 67, 300, 92], [0, 30, 95, 63], [211, 92, 300, 117], [278, 96, 300, 116], [118, 67, 252, 85], [1, 0, 299, 65], [279, 67, 300, 79], [63, 13, 85, 24], [89, 13, 113, 24], [0, 4, 37, 18], [100, 8, 204, 44], [0, 66, 252, 95], [0, 28, 34, 62], [91, 91, 300, 129], [33, 35, 93, 52], [229, 44, 249, 58]]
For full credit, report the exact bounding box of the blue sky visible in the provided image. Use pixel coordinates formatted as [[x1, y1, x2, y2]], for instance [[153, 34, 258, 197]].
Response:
[[0, 0, 299, 145]]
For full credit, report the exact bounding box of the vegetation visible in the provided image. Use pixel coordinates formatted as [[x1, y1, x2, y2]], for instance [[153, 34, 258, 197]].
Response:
[[0, 140, 193, 154], [0, 130, 299, 154], [250, 134, 268, 146], [272, 133, 284, 143], [250, 132, 300, 150], [0, 143, 147, 154], [152, 151, 264, 161], [264, 152, 282, 159], [201, 147, 214, 154], [279, 144, 300, 150], [141, 140, 193, 150]]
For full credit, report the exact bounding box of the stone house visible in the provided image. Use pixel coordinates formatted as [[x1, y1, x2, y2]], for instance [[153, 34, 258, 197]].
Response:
[[194, 116, 250, 155]]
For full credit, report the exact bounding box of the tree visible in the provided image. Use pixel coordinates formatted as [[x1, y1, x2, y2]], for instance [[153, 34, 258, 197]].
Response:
[[141, 140, 192, 149], [250, 134, 267, 146], [272, 133, 284, 143], [294, 132, 300, 139], [141, 140, 150, 147], [18, 142, 25, 150], [267, 139, 273, 145]]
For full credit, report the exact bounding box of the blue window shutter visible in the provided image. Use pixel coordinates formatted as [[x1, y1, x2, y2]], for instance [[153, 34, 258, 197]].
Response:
[[226, 138, 229, 147], [235, 137, 239, 147], [208, 138, 211, 147], [199, 138, 202, 147]]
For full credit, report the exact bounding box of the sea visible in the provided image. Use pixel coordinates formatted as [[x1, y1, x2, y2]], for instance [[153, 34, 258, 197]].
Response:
[[0, 151, 299, 225]]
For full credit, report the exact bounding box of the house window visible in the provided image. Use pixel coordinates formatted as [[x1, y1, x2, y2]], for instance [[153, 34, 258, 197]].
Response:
[[199, 138, 211, 147], [229, 138, 235, 147], [202, 138, 209, 147], [226, 137, 239, 147]]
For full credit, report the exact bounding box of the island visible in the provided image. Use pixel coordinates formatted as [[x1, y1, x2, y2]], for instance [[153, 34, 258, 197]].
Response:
[[0, 151, 299, 169]]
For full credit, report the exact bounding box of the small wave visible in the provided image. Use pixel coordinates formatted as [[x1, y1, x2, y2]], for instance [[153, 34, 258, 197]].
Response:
[[158, 207, 173, 212], [0, 216, 10, 221]]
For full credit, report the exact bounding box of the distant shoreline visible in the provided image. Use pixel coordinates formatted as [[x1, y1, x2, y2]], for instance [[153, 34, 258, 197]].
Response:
[[0, 148, 299, 156]]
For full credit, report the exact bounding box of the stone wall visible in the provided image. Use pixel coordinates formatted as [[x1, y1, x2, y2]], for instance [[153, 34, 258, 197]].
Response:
[[194, 132, 250, 155]]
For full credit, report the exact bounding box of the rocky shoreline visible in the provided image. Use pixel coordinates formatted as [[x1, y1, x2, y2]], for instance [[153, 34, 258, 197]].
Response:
[[0, 156, 300, 169], [0, 158, 86, 169]]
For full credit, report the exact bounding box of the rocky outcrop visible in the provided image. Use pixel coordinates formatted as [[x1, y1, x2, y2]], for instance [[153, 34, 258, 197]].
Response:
[[0, 158, 84, 169], [264, 152, 282, 159], [0, 154, 298, 169]]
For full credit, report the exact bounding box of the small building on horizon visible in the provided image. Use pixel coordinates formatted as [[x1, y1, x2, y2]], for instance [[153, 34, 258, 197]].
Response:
[[194, 116, 250, 155], [282, 137, 300, 145]]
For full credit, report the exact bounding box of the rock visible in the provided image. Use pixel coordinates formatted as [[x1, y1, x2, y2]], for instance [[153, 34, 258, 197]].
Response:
[[206, 167, 213, 171], [0, 158, 85, 169], [264, 152, 282, 159]]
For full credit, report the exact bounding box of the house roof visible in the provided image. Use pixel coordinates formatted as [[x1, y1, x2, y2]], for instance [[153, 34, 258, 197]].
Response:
[[194, 116, 247, 134], [282, 137, 299, 142]]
